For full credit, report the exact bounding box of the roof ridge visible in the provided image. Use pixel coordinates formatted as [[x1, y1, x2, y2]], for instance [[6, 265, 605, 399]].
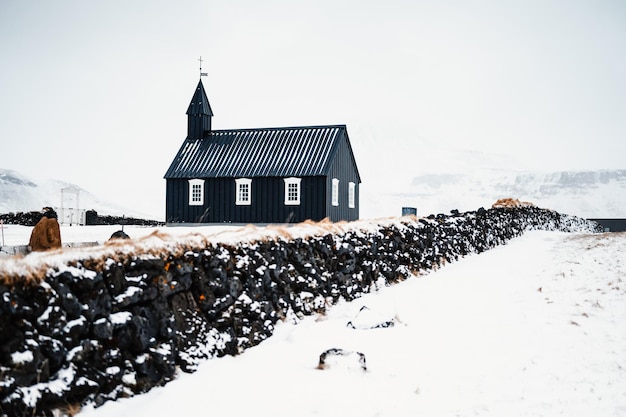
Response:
[[210, 124, 346, 133]]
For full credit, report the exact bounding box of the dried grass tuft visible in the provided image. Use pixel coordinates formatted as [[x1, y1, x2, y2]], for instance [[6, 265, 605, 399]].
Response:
[[492, 198, 535, 208]]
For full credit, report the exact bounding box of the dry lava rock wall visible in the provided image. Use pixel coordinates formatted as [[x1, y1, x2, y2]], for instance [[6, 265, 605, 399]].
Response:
[[0, 207, 601, 416]]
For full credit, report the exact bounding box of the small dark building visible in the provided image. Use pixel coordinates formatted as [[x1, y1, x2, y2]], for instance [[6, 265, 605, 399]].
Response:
[[588, 218, 626, 232], [164, 79, 361, 224]]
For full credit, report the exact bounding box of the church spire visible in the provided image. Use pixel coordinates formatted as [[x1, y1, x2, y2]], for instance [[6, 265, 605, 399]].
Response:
[[186, 78, 213, 139]]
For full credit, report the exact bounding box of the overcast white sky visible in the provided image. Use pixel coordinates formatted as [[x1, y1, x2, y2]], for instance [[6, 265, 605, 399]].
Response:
[[1, 0, 625, 219]]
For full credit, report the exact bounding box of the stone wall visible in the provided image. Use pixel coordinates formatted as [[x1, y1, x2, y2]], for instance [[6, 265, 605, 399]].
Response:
[[0, 210, 163, 227], [0, 207, 601, 416]]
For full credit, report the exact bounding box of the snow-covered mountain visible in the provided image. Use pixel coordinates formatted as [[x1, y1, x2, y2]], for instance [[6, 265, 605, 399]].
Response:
[[362, 168, 626, 219], [3, 167, 625, 222], [0, 169, 156, 220]]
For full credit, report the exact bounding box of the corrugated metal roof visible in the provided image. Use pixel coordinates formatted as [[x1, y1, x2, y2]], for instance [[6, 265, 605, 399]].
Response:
[[186, 80, 213, 116], [164, 125, 347, 179]]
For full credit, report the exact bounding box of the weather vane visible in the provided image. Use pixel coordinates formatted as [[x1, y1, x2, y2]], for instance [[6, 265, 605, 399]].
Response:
[[199, 56, 208, 77]]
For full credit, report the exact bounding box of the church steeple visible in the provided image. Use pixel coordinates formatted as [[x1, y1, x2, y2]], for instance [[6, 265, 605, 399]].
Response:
[[186, 79, 213, 139]]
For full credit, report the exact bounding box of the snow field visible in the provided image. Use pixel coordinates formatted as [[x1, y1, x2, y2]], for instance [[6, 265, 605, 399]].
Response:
[[77, 231, 626, 417]]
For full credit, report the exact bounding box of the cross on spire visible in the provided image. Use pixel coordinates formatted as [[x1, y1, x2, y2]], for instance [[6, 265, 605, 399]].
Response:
[[199, 56, 208, 77]]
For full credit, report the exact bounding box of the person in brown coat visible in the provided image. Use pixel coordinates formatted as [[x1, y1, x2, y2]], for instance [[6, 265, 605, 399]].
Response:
[[29, 207, 62, 252]]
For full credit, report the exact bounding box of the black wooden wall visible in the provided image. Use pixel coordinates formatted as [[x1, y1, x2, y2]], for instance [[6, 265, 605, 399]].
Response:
[[325, 134, 360, 222], [165, 176, 329, 224]]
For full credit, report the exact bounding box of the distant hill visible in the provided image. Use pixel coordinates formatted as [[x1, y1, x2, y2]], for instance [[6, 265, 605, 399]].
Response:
[[3, 167, 625, 222], [362, 168, 626, 219], [0, 169, 157, 220]]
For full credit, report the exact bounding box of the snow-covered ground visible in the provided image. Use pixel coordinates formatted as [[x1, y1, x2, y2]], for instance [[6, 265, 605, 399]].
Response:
[[25, 228, 616, 416]]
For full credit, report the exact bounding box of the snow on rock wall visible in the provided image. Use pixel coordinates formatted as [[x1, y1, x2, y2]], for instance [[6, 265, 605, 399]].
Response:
[[0, 207, 602, 416]]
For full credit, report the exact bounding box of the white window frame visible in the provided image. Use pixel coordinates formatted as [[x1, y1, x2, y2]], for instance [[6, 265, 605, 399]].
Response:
[[188, 179, 204, 206], [348, 181, 356, 208], [235, 178, 252, 206], [284, 177, 301, 206], [331, 178, 339, 206]]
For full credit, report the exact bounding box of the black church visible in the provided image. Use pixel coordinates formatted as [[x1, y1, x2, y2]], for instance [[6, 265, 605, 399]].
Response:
[[164, 79, 361, 224]]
